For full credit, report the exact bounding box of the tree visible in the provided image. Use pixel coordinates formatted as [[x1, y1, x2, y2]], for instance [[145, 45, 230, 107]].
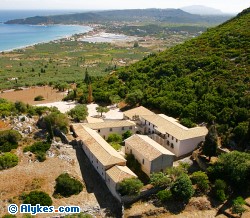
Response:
[[207, 151, 250, 189], [14, 101, 27, 113], [23, 191, 52, 206], [125, 89, 143, 106], [84, 69, 91, 84], [107, 133, 122, 143], [68, 104, 88, 122], [202, 125, 218, 161], [109, 95, 121, 105], [118, 178, 143, 196], [96, 106, 109, 117], [122, 130, 132, 140], [44, 111, 69, 133], [87, 84, 93, 103], [0, 153, 18, 170], [170, 174, 194, 202], [191, 171, 210, 193], [54, 173, 83, 197]]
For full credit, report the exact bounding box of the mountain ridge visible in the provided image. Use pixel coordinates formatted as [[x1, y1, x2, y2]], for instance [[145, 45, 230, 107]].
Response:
[[5, 8, 232, 25], [181, 5, 224, 15]]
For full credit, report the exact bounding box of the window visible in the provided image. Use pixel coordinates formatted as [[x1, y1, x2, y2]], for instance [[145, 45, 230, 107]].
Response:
[[167, 140, 169, 145], [103, 135, 105, 139], [172, 136, 174, 140], [176, 139, 178, 142], [110, 128, 112, 132], [122, 127, 125, 130], [145, 120, 146, 124], [171, 143, 174, 148], [142, 159, 144, 164], [98, 129, 100, 133], [97, 166, 98, 169], [168, 134, 170, 137]]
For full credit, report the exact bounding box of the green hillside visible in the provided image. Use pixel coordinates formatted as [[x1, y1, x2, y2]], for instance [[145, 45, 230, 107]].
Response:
[[91, 8, 250, 148]]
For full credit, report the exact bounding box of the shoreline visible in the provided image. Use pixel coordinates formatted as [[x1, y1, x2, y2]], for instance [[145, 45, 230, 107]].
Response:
[[0, 23, 93, 53]]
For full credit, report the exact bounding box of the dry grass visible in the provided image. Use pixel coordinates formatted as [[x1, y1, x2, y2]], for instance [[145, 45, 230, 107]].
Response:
[[0, 146, 99, 217], [0, 86, 65, 105]]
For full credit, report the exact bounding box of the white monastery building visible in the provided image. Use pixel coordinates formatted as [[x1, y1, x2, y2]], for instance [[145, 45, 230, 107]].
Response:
[[124, 107, 208, 157], [125, 134, 175, 176], [83, 120, 136, 139]]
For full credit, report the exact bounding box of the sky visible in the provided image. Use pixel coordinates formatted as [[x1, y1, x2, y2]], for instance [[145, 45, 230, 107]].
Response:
[[1, 0, 249, 13]]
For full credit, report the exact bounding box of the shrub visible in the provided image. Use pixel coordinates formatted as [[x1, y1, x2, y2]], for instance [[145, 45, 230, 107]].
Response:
[[118, 178, 143, 196], [170, 174, 194, 202], [54, 173, 83, 197], [110, 142, 121, 151], [23, 191, 52, 206], [191, 171, 210, 193], [157, 190, 172, 202], [34, 95, 44, 101], [150, 172, 171, 188], [23, 141, 51, 162], [215, 189, 227, 202], [0, 130, 22, 152], [0, 152, 18, 170], [213, 179, 227, 202], [232, 196, 246, 215], [64, 213, 93, 218], [2, 215, 16, 218]]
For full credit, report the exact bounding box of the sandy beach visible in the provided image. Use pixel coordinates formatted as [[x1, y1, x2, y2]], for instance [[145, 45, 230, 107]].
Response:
[[79, 31, 138, 43]]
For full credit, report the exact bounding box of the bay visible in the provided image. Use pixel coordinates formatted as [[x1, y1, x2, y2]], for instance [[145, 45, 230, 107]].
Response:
[[0, 10, 91, 52]]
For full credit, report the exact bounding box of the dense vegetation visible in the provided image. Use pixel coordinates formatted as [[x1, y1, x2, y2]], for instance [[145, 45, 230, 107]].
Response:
[[0, 98, 49, 117], [54, 173, 83, 197], [208, 151, 250, 189], [90, 8, 250, 148]]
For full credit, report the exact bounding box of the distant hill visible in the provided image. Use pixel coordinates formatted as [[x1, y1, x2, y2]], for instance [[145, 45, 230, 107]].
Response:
[[181, 5, 224, 15], [91, 8, 250, 147], [5, 8, 232, 25]]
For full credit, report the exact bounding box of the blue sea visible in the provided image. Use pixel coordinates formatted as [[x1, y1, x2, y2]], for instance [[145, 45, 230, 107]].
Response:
[[0, 10, 92, 52]]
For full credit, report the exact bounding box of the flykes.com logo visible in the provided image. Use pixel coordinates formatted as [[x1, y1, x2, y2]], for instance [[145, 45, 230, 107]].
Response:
[[8, 204, 81, 215]]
